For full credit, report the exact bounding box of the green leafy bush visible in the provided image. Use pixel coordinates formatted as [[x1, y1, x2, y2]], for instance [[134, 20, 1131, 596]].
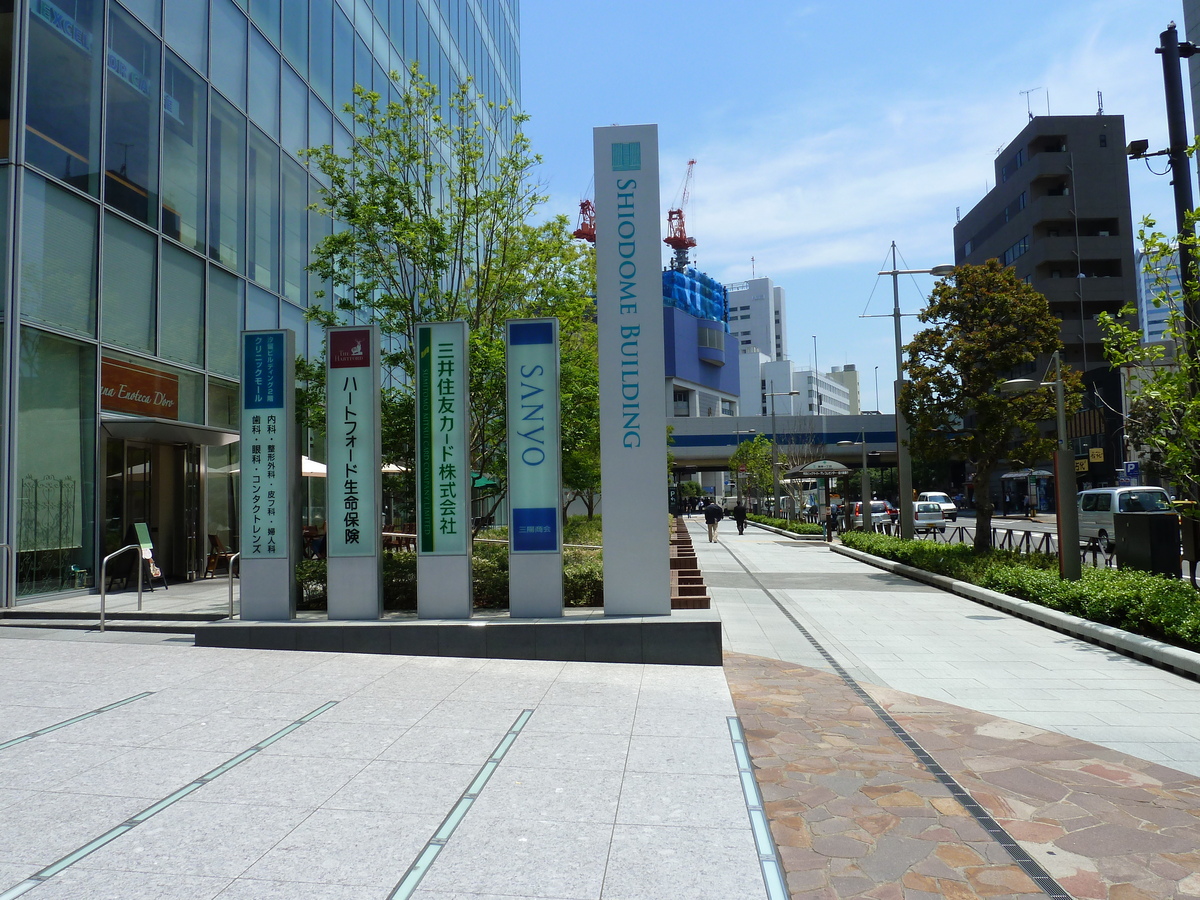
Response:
[[841, 531, 1200, 651], [293, 516, 606, 611], [746, 514, 825, 536]]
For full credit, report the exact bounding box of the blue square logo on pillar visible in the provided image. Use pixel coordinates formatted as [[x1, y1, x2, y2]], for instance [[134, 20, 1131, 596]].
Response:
[[611, 142, 641, 172], [512, 507, 558, 552]]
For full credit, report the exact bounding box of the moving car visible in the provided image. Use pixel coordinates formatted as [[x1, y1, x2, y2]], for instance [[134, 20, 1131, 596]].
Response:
[[916, 491, 957, 522], [913, 501, 946, 534], [1077, 486, 1174, 552]]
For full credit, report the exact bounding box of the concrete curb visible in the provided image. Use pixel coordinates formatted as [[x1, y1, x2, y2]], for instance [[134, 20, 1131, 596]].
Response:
[[746, 521, 827, 541], [831, 544, 1200, 681]]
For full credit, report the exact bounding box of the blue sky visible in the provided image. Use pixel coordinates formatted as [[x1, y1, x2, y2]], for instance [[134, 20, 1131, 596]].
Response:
[[518, 0, 1187, 412]]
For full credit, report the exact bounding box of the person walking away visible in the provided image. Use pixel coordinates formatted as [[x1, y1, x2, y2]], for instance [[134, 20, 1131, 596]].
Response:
[[732, 500, 747, 535], [703, 500, 723, 543]]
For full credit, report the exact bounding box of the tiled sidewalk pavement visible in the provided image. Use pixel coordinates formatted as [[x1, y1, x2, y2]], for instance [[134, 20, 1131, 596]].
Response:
[[0, 630, 766, 900], [727, 647, 1200, 899]]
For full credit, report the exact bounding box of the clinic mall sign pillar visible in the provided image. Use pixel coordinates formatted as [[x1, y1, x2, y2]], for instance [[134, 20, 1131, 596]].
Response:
[[592, 124, 670, 615]]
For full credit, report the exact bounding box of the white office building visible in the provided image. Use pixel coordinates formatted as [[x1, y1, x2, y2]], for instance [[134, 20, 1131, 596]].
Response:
[[1135, 250, 1182, 344], [725, 277, 788, 361]]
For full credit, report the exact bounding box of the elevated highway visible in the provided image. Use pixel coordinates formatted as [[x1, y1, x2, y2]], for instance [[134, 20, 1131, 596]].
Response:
[[668, 413, 899, 474]]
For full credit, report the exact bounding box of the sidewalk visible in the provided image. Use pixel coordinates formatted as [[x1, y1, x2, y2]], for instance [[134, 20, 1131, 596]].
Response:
[[4, 522, 1200, 898], [696, 517, 1200, 898]]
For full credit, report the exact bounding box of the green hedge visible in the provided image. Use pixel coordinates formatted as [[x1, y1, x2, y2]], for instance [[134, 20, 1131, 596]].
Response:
[[840, 531, 1200, 651], [295, 516, 606, 611], [746, 514, 826, 536]]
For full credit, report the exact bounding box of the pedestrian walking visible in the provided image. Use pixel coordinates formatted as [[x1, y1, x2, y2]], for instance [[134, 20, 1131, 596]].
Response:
[[703, 499, 724, 543], [732, 500, 747, 535]]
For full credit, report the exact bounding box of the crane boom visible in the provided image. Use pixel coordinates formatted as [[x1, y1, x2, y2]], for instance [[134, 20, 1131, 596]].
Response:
[[664, 159, 697, 271]]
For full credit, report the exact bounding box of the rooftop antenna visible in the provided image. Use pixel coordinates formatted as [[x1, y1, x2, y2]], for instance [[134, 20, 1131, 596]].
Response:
[[1020, 87, 1042, 121], [1097, 90, 1104, 115], [751, 256, 756, 278]]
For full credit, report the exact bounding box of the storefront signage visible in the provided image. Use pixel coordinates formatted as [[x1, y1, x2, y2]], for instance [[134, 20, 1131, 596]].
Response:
[[507, 320, 561, 553], [326, 327, 379, 557], [416, 321, 471, 618], [241, 332, 287, 559], [593, 124, 670, 616], [417, 322, 469, 555], [506, 319, 563, 616], [1075, 457, 1089, 473], [1089, 447, 1104, 463], [239, 330, 298, 619], [101, 357, 180, 420]]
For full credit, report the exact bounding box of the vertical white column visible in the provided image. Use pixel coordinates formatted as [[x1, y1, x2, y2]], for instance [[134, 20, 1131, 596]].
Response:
[[507, 318, 563, 617], [416, 321, 472, 618], [239, 329, 299, 619], [593, 125, 670, 616], [325, 324, 383, 619]]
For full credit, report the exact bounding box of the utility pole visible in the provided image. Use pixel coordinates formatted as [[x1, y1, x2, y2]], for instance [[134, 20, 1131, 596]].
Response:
[[1157, 23, 1200, 383]]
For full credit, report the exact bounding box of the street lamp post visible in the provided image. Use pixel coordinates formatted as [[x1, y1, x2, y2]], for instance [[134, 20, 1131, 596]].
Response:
[[732, 420, 756, 503], [872, 243, 954, 540], [837, 434, 872, 532], [1001, 350, 1081, 580], [766, 385, 800, 519]]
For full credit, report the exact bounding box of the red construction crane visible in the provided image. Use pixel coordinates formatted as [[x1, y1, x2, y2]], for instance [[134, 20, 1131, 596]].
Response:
[[572, 199, 596, 243], [664, 159, 697, 271]]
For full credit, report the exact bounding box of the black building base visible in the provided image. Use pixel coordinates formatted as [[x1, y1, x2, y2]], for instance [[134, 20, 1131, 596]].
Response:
[[194, 613, 723, 666]]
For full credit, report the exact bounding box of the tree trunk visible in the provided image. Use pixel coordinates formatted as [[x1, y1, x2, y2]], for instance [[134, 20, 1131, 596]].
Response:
[[973, 463, 994, 551]]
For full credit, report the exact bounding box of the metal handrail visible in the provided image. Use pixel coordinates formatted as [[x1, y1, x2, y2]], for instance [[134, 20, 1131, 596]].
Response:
[[1, 543, 13, 609], [99, 544, 143, 633], [227, 552, 240, 619]]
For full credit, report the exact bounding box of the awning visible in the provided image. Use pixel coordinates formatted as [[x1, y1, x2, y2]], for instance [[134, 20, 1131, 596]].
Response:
[[102, 415, 238, 447], [1001, 469, 1053, 479]]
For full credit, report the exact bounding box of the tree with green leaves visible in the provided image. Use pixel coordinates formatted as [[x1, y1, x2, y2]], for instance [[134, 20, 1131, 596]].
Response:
[[1099, 216, 1200, 506], [729, 434, 774, 504], [298, 66, 598, 526], [900, 259, 1081, 550]]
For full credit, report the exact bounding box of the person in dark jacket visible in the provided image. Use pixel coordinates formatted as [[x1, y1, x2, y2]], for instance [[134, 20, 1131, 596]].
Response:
[[703, 500, 723, 542], [732, 501, 747, 535]]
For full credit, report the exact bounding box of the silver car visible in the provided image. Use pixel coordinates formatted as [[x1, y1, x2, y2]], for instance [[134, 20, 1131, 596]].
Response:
[[913, 502, 946, 534]]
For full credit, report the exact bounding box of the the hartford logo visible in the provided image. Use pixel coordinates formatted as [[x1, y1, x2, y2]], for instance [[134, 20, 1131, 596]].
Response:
[[330, 329, 371, 368]]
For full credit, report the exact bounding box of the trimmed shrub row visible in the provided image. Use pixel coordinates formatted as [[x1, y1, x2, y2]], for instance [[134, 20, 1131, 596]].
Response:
[[296, 516, 606, 611], [746, 514, 826, 537], [840, 531, 1200, 651]]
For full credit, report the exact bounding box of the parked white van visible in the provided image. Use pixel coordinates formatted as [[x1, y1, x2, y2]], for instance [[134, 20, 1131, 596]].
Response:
[[1076, 487, 1174, 552]]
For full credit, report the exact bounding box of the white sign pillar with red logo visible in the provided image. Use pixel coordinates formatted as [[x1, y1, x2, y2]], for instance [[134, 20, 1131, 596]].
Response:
[[325, 325, 382, 619]]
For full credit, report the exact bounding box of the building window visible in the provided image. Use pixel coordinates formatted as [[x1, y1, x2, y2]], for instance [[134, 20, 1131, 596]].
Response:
[[1002, 235, 1029, 266], [105, 5, 161, 225], [101, 214, 157, 354], [162, 52, 207, 251], [159, 243, 205, 367], [1099, 134, 1107, 148], [20, 174, 99, 337], [15, 328, 97, 596], [209, 92, 246, 271], [247, 126, 280, 290], [26, 0, 105, 195]]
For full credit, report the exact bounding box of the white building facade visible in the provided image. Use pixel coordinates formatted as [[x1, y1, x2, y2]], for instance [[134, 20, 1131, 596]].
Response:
[[725, 277, 788, 361]]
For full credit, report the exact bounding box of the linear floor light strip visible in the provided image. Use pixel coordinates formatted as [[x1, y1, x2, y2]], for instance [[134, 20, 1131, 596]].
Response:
[[720, 543, 1072, 900], [0, 700, 338, 900], [388, 709, 534, 900], [727, 717, 790, 900], [0, 692, 155, 752]]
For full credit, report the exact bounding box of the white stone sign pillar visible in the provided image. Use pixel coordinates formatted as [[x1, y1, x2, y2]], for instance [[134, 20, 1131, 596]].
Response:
[[506, 318, 563, 617], [239, 329, 299, 619], [592, 125, 670, 616], [325, 324, 382, 619], [416, 321, 472, 618]]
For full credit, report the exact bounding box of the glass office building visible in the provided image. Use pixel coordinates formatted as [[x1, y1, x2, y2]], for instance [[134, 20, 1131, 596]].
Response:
[[0, 0, 521, 597]]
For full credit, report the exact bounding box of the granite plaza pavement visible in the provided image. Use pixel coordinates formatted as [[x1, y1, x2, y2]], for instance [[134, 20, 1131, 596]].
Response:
[[1, 517, 1199, 898]]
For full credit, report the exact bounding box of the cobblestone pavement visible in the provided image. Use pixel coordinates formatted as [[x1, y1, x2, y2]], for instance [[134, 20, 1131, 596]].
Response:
[[726, 652, 1200, 899]]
